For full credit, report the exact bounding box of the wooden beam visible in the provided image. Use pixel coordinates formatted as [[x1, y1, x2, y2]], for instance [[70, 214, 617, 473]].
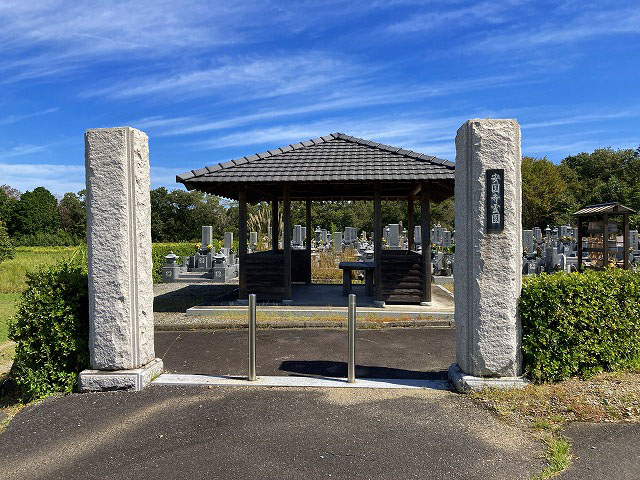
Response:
[[407, 194, 415, 251], [306, 196, 312, 285], [623, 213, 630, 270], [420, 181, 431, 303], [238, 186, 248, 300], [374, 182, 382, 303], [271, 194, 279, 252], [283, 184, 292, 301]]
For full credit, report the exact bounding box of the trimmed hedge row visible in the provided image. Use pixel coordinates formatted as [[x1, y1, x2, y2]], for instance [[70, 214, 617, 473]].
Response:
[[520, 269, 640, 383], [151, 243, 198, 283]]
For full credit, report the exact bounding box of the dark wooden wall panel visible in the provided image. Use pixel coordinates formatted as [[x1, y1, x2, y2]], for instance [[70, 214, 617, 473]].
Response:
[[381, 250, 424, 304], [245, 251, 285, 302]]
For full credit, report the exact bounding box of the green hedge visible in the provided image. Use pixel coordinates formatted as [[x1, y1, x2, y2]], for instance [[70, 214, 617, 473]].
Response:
[[15, 231, 84, 247], [8, 262, 89, 400], [151, 243, 198, 283], [520, 269, 640, 383]]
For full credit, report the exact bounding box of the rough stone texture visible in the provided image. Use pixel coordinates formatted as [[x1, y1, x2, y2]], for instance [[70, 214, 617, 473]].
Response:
[[85, 127, 155, 370], [448, 364, 528, 392], [454, 119, 522, 377], [79, 358, 163, 392]]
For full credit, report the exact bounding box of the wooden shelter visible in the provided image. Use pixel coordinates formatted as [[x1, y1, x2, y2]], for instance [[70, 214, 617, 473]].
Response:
[[177, 132, 455, 304], [574, 202, 636, 270]]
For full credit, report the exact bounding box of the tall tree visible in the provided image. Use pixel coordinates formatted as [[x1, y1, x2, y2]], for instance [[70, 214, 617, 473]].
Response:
[[521, 156, 576, 229], [10, 186, 59, 236], [58, 192, 86, 239]]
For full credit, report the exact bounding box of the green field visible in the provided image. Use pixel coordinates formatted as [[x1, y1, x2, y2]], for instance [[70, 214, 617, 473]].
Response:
[[0, 247, 80, 344]]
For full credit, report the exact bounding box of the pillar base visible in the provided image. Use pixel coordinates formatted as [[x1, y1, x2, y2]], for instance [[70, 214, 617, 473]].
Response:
[[448, 364, 528, 393], [78, 358, 163, 392], [419, 301, 432, 306], [282, 299, 293, 306], [236, 299, 248, 306], [373, 300, 385, 308]]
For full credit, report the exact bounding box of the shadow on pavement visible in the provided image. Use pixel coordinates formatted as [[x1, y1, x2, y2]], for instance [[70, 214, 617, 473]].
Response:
[[279, 360, 448, 380]]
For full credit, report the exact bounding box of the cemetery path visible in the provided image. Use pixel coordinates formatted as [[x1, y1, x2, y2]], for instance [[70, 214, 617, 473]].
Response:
[[155, 328, 456, 379], [0, 385, 544, 480], [560, 422, 640, 479]]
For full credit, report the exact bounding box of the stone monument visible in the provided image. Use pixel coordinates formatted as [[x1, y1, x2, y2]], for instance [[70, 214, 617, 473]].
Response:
[[79, 127, 162, 391], [450, 119, 525, 392]]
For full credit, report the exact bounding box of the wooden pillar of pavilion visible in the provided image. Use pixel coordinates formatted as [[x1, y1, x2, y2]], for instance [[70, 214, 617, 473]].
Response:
[[283, 184, 292, 302], [603, 213, 609, 268], [407, 194, 415, 251], [373, 182, 383, 306], [238, 186, 248, 301], [306, 196, 312, 284], [623, 212, 630, 270], [420, 181, 431, 304], [577, 219, 584, 271], [271, 194, 279, 252]]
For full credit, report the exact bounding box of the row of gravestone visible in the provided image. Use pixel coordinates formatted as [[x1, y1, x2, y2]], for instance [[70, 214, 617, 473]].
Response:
[[522, 225, 640, 274]]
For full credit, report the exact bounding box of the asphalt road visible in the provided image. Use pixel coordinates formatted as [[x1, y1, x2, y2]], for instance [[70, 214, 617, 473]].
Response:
[[155, 327, 456, 379], [561, 421, 640, 479], [0, 386, 544, 480]]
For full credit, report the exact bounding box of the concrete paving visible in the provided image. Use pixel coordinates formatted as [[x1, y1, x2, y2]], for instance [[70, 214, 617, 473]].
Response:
[[0, 386, 545, 480], [155, 328, 456, 379], [561, 422, 640, 479]]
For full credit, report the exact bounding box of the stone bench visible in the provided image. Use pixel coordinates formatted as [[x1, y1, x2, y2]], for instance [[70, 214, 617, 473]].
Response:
[[338, 261, 374, 296]]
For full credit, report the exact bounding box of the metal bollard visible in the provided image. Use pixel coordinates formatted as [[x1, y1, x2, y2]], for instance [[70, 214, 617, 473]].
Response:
[[348, 293, 356, 383], [248, 294, 257, 381]]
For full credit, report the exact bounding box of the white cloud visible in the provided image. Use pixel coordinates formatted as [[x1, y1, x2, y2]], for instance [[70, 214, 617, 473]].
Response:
[[0, 108, 58, 126], [0, 161, 85, 194], [0, 144, 50, 159]]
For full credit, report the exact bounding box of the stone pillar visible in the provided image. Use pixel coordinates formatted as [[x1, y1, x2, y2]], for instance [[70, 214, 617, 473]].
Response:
[[79, 127, 162, 392], [449, 119, 526, 392]]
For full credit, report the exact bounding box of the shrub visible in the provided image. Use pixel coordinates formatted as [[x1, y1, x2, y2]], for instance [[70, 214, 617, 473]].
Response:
[[520, 269, 640, 383], [8, 262, 89, 400], [151, 243, 197, 283], [0, 220, 15, 263]]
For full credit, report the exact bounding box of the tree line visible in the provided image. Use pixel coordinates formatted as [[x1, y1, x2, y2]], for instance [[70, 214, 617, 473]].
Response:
[[1, 145, 638, 246]]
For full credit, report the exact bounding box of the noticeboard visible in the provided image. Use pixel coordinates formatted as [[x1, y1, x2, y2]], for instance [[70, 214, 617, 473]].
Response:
[[486, 169, 504, 233]]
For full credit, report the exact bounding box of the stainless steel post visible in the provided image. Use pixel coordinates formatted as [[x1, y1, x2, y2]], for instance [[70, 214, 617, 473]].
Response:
[[348, 293, 356, 383], [248, 294, 257, 381]]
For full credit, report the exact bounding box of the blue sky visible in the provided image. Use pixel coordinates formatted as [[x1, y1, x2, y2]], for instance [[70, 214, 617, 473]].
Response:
[[0, 0, 639, 195]]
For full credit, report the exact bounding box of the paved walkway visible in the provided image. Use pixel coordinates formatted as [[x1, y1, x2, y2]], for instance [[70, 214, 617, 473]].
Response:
[[155, 328, 456, 379], [562, 422, 640, 479], [0, 386, 544, 480]]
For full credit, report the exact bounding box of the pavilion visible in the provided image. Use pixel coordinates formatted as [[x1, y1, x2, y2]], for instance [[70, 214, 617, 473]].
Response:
[[177, 132, 455, 306]]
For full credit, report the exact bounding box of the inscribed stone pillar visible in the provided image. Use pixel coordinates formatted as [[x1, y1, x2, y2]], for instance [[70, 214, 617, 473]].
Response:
[[80, 127, 162, 391], [451, 119, 523, 385]]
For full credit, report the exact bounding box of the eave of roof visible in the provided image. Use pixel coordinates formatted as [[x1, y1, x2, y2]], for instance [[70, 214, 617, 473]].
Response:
[[176, 132, 454, 184], [573, 202, 637, 216]]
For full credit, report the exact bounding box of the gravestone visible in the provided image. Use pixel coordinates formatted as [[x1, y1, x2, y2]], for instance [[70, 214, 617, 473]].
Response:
[[293, 224, 303, 247], [333, 231, 342, 252], [388, 224, 401, 249], [224, 232, 233, 251], [249, 231, 257, 251], [414, 226, 422, 246], [532, 227, 542, 243], [201, 226, 213, 250], [450, 118, 525, 391], [630, 230, 639, 251], [442, 230, 452, 248], [79, 127, 162, 392], [301, 226, 307, 244], [522, 229, 534, 254]]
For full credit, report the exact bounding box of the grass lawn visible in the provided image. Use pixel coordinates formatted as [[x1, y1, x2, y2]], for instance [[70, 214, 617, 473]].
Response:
[[0, 246, 80, 343]]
